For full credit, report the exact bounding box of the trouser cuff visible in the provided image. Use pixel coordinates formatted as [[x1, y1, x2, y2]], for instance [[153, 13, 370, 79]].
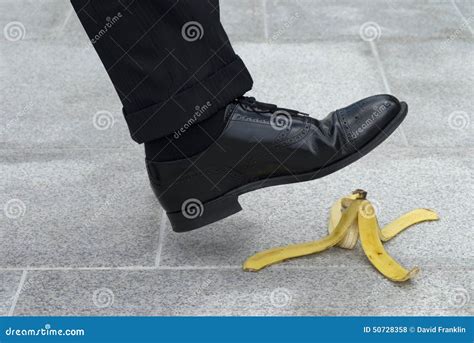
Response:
[[124, 56, 253, 143]]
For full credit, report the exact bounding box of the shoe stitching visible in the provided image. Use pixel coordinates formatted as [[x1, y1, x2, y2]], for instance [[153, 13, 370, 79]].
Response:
[[336, 108, 354, 144]]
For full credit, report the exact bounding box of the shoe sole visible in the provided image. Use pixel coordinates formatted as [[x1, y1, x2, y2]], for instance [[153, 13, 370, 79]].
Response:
[[167, 102, 408, 232]]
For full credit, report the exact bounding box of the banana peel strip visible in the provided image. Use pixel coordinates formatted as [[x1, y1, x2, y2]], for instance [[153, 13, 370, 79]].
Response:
[[243, 192, 439, 282], [379, 209, 438, 241], [329, 202, 439, 247], [328, 196, 359, 249], [358, 200, 420, 282], [243, 199, 362, 272]]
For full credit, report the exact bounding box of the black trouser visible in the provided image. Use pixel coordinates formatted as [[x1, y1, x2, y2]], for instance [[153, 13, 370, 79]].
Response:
[[71, 0, 253, 143]]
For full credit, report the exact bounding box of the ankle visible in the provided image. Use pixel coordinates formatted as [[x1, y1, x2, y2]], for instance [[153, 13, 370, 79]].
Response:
[[145, 107, 227, 162]]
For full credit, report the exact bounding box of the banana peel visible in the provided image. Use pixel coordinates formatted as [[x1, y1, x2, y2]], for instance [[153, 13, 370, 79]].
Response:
[[328, 193, 360, 249], [242, 197, 363, 272], [243, 190, 439, 282]]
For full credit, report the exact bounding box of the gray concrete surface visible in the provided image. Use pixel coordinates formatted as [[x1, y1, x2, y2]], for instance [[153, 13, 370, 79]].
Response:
[[12, 268, 473, 316], [0, 0, 472, 316], [0, 272, 23, 315]]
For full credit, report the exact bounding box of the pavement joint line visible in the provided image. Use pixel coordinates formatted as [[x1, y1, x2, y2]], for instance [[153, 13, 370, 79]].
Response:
[[368, 40, 409, 147], [450, 0, 474, 36], [55, 6, 75, 37], [154, 208, 168, 267], [0, 147, 139, 151], [368, 42, 392, 94], [157, 265, 242, 270], [0, 265, 470, 272], [7, 270, 27, 316], [0, 266, 158, 272]]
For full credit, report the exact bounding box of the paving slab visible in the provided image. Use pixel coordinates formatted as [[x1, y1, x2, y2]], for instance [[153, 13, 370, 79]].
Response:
[[0, 40, 132, 149], [3, 42, 468, 151], [160, 147, 473, 269], [1, 0, 473, 319], [266, 0, 471, 42], [12, 268, 473, 316], [220, 0, 266, 42], [0, 0, 72, 42], [0, 149, 162, 268], [1, 0, 471, 45], [378, 40, 473, 147], [1, 41, 395, 149], [240, 42, 385, 113], [0, 271, 23, 316]]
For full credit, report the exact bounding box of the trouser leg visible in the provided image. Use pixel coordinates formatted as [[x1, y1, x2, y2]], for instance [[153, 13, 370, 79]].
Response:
[[71, 0, 253, 143]]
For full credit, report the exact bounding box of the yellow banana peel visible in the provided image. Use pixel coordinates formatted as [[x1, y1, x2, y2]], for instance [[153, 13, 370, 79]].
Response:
[[327, 194, 360, 249], [379, 208, 438, 242], [358, 200, 420, 282], [243, 190, 439, 282], [243, 196, 363, 272]]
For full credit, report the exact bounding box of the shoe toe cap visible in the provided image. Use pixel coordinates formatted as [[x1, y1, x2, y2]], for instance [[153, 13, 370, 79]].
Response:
[[340, 94, 402, 150]]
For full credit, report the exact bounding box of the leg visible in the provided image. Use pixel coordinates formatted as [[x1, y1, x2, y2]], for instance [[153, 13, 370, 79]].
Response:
[[72, 0, 408, 232], [71, 0, 253, 144]]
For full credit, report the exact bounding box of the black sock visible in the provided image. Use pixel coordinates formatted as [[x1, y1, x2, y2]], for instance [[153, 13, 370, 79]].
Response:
[[145, 107, 228, 162]]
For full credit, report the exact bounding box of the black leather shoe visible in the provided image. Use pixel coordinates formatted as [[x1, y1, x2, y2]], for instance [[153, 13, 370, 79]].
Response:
[[147, 95, 407, 232]]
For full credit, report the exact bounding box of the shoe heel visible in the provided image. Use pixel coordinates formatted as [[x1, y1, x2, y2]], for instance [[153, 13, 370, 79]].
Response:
[[167, 196, 242, 233]]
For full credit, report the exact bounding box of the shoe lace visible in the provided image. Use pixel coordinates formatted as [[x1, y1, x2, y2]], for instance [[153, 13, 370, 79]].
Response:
[[236, 96, 309, 116]]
